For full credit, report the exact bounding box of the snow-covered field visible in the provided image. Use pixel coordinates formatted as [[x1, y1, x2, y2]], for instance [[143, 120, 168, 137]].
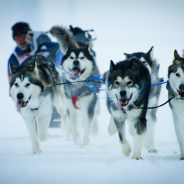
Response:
[[1, 0, 184, 184]]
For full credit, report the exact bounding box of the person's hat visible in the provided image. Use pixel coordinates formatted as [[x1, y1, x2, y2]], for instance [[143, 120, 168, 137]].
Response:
[[12, 22, 31, 39]]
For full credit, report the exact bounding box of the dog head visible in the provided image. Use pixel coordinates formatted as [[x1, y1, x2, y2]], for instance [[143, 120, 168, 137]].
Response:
[[61, 46, 95, 81], [9, 62, 44, 111], [106, 59, 147, 112], [168, 50, 184, 99], [124, 46, 157, 74]]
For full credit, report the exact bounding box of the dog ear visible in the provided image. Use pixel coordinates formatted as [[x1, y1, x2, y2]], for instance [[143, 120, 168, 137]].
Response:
[[124, 53, 131, 58], [147, 46, 154, 57], [10, 63, 17, 74], [110, 60, 116, 72], [173, 50, 181, 64]]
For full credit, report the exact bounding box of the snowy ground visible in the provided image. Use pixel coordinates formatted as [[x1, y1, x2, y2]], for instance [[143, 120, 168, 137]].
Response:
[[1, 0, 184, 184]]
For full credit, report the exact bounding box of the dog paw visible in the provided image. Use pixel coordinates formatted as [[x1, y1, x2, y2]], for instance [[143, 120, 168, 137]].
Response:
[[121, 141, 131, 156], [32, 149, 42, 155], [132, 155, 143, 160], [132, 152, 143, 160]]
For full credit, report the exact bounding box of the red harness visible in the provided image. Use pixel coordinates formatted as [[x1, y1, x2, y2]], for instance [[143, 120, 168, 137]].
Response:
[[72, 96, 79, 109]]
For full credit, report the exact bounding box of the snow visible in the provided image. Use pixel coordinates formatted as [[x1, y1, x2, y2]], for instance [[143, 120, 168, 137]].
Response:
[[1, 0, 184, 184]]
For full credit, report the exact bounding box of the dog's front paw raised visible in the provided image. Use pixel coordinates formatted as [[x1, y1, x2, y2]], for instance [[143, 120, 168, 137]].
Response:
[[120, 141, 131, 156]]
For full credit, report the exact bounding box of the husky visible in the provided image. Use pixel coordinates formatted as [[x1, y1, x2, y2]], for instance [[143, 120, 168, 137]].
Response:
[[9, 55, 67, 154], [167, 50, 184, 160], [104, 58, 151, 159], [49, 26, 101, 145], [108, 47, 162, 153]]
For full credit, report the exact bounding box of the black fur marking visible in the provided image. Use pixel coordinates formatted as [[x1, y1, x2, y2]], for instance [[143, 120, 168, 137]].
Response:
[[62, 46, 94, 65], [88, 95, 97, 119]]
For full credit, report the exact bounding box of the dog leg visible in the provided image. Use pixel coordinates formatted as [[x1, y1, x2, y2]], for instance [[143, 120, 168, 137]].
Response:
[[144, 114, 157, 153], [108, 117, 117, 135], [82, 113, 92, 146], [36, 95, 53, 141], [114, 119, 131, 156], [132, 133, 145, 160], [173, 114, 184, 160], [69, 109, 79, 144], [131, 119, 145, 159], [22, 111, 41, 154]]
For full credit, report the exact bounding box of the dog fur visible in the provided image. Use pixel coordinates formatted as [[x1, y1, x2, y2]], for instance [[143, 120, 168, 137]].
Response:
[[104, 58, 151, 159], [50, 26, 100, 145], [108, 47, 162, 153], [167, 50, 184, 160], [9, 55, 67, 154]]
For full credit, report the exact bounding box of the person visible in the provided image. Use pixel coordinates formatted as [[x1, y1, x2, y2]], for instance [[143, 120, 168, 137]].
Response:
[[7, 21, 63, 81], [7, 21, 63, 127]]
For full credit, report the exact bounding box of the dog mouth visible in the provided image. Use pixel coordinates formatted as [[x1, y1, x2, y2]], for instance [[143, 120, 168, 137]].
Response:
[[177, 90, 184, 100], [16, 96, 31, 111], [116, 93, 133, 113], [70, 67, 85, 78]]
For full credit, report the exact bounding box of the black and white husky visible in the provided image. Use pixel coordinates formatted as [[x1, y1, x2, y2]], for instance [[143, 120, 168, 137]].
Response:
[[108, 47, 161, 152], [124, 47, 163, 152], [50, 26, 100, 145], [167, 50, 184, 160], [104, 58, 151, 159], [9, 55, 67, 154]]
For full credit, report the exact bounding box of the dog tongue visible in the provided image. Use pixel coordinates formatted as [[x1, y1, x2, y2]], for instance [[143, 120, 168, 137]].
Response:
[[73, 68, 80, 76], [16, 102, 21, 112], [120, 99, 128, 106]]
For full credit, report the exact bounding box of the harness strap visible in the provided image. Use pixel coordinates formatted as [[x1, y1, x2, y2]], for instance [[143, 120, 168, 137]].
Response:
[[133, 96, 174, 110]]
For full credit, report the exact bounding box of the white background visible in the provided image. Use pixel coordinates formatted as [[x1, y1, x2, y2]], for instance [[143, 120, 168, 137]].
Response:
[[0, 0, 184, 184]]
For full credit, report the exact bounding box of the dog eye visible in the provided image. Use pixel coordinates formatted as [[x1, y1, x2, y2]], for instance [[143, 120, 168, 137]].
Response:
[[14, 83, 19, 87], [113, 81, 120, 88], [127, 81, 132, 87], [142, 61, 147, 64], [25, 83, 30, 87], [69, 56, 74, 60], [176, 73, 180, 78], [79, 57, 85, 60]]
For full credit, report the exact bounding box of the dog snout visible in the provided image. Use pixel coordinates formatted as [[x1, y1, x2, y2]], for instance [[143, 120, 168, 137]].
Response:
[[17, 93, 24, 100], [73, 60, 79, 66], [179, 84, 184, 91], [120, 90, 127, 97]]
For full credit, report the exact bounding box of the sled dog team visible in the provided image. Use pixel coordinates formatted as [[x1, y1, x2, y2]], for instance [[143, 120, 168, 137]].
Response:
[[9, 25, 184, 160]]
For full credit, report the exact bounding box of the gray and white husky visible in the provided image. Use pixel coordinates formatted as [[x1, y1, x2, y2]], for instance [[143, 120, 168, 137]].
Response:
[[9, 55, 67, 154], [108, 47, 162, 152], [104, 58, 151, 159], [50, 26, 100, 145], [167, 50, 184, 160]]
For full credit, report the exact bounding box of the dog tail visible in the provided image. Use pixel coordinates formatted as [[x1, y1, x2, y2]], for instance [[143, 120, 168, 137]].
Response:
[[49, 25, 79, 54]]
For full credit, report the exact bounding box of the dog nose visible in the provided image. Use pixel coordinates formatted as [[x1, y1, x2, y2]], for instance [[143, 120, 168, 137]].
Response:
[[179, 84, 184, 91], [120, 90, 127, 97], [73, 60, 79, 66], [17, 93, 24, 100]]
